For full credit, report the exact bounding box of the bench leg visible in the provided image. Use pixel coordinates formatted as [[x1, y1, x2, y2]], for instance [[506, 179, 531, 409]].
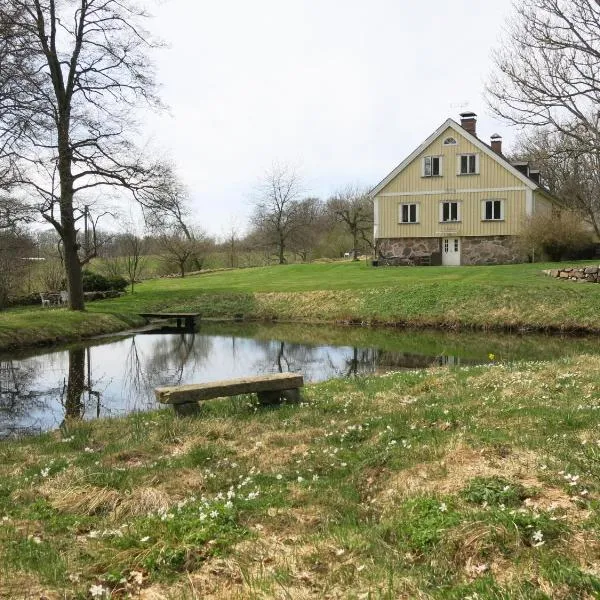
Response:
[[173, 402, 201, 416], [257, 388, 301, 405]]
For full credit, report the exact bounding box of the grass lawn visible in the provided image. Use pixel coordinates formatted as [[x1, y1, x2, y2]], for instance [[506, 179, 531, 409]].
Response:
[[1, 260, 599, 351], [2, 355, 600, 598], [84, 260, 600, 332], [0, 262, 600, 348]]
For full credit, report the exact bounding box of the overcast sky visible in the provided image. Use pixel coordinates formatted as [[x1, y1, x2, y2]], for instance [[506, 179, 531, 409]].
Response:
[[144, 0, 517, 237]]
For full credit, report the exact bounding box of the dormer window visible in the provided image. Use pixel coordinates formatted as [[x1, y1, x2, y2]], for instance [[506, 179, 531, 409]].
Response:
[[443, 137, 457, 146], [422, 155, 442, 177]]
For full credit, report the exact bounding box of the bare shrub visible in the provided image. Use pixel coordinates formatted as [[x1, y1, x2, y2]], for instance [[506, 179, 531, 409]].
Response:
[[519, 213, 595, 261]]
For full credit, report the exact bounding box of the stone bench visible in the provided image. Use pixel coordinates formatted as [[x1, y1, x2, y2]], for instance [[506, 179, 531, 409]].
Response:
[[155, 372, 304, 415]]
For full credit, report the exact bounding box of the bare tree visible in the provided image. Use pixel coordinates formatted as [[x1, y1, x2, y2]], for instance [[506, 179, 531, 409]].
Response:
[[160, 227, 211, 278], [122, 233, 146, 294], [513, 129, 600, 236], [487, 0, 600, 150], [0, 1, 165, 309], [222, 218, 241, 268], [288, 197, 324, 262], [327, 186, 373, 260], [251, 164, 309, 264]]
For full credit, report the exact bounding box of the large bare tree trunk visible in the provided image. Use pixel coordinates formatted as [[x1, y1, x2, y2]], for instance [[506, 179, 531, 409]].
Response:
[[278, 234, 285, 264], [58, 126, 85, 310]]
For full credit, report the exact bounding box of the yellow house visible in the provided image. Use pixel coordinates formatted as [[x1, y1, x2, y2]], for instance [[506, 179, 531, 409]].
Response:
[[369, 112, 559, 265]]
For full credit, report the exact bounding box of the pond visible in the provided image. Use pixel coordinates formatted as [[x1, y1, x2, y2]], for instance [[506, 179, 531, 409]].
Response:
[[1, 321, 599, 437]]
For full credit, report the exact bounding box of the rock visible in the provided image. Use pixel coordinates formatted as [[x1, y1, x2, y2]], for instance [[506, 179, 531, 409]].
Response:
[[584, 266, 599, 274], [559, 272, 570, 278], [550, 269, 559, 277]]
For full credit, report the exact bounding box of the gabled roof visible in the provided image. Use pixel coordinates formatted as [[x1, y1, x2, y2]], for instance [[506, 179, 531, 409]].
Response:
[[369, 118, 541, 197]]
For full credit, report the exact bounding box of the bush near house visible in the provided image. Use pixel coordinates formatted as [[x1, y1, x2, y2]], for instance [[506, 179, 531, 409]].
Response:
[[519, 213, 596, 261]]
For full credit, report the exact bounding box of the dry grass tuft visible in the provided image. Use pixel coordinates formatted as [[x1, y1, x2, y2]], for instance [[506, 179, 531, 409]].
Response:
[[0, 572, 58, 600], [374, 441, 585, 520], [50, 484, 121, 516], [113, 487, 172, 520], [153, 468, 206, 497]]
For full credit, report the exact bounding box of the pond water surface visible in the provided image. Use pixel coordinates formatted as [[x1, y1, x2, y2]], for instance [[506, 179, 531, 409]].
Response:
[[1, 322, 599, 437]]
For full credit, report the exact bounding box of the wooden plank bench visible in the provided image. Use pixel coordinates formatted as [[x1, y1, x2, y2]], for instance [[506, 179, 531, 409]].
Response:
[[155, 372, 304, 415], [139, 312, 201, 330]]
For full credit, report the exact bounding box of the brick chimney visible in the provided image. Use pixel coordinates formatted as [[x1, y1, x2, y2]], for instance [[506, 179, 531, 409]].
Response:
[[490, 134, 502, 155], [460, 111, 477, 137]]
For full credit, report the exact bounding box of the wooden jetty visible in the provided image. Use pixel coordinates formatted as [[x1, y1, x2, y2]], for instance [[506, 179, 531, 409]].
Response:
[[138, 312, 201, 330]]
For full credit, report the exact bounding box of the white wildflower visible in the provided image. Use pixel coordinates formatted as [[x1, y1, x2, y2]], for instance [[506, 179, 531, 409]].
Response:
[[89, 584, 106, 598]]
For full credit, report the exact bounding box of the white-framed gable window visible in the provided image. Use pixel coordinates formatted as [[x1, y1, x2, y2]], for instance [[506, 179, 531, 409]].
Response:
[[422, 155, 442, 177], [439, 201, 461, 222], [443, 136, 457, 146], [482, 199, 504, 221], [458, 153, 479, 175], [399, 202, 419, 224]]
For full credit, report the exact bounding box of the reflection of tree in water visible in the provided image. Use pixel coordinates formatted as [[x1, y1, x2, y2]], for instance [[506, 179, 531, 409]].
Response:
[[0, 358, 46, 436], [344, 347, 379, 377], [123, 334, 213, 401], [60, 347, 102, 424], [251, 339, 318, 375]]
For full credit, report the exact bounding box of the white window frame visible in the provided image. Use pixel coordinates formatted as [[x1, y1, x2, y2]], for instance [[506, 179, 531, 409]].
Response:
[[422, 155, 443, 177], [457, 153, 480, 175], [398, 202, 420, 224], [439, 201, 461, 223], [443, 136, 457, 146], [481, 199, 505, 221]]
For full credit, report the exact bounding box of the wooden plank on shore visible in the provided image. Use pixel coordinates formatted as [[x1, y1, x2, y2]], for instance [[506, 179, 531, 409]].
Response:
[[155, 373, 304, 405], [139, 312, 201, 318]]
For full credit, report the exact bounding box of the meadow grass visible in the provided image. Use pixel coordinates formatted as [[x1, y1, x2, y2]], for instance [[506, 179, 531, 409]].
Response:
[[2, 260, 600, 351], [2, 354, 600, 598]]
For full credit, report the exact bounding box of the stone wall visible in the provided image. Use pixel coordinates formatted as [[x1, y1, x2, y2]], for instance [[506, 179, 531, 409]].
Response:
[[543, 266, 600, 283], [461, 236, 524, 266], [378, 237, 441, 261], [378, 235, 524, 265]]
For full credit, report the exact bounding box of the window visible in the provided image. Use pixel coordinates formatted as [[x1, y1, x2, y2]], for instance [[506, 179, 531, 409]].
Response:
[[482, 199, 504, 221], [443, 137, 457, 146], [458, 154, 478, 175], [422, 155, 442, 177], [399, 203, 419, 223], [440, 201, 460, 222]]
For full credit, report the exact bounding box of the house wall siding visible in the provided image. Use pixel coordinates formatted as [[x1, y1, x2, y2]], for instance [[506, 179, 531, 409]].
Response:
[[375, 126, 529, 239], [533, 191, 554, 218], [377, 189, 528, 239]]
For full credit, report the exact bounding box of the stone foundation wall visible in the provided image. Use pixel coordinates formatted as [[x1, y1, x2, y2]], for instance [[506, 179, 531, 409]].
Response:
[[378, 237, 441, 260], [543, 266, 600, 283], [461, 236, 524, 265], [378, 235, 524, 265]]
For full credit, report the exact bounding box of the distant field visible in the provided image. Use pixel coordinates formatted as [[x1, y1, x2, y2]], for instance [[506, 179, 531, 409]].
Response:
[[2, 260, 600, 350]]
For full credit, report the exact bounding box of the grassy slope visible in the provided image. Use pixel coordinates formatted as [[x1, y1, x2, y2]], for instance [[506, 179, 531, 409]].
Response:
[[2, 355, 600, 598], [90, 260, 600, 330], [2, 260, 600, 351]]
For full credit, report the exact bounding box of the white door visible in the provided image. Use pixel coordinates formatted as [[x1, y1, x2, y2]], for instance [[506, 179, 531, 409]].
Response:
[[442, 238, 461, 266]]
